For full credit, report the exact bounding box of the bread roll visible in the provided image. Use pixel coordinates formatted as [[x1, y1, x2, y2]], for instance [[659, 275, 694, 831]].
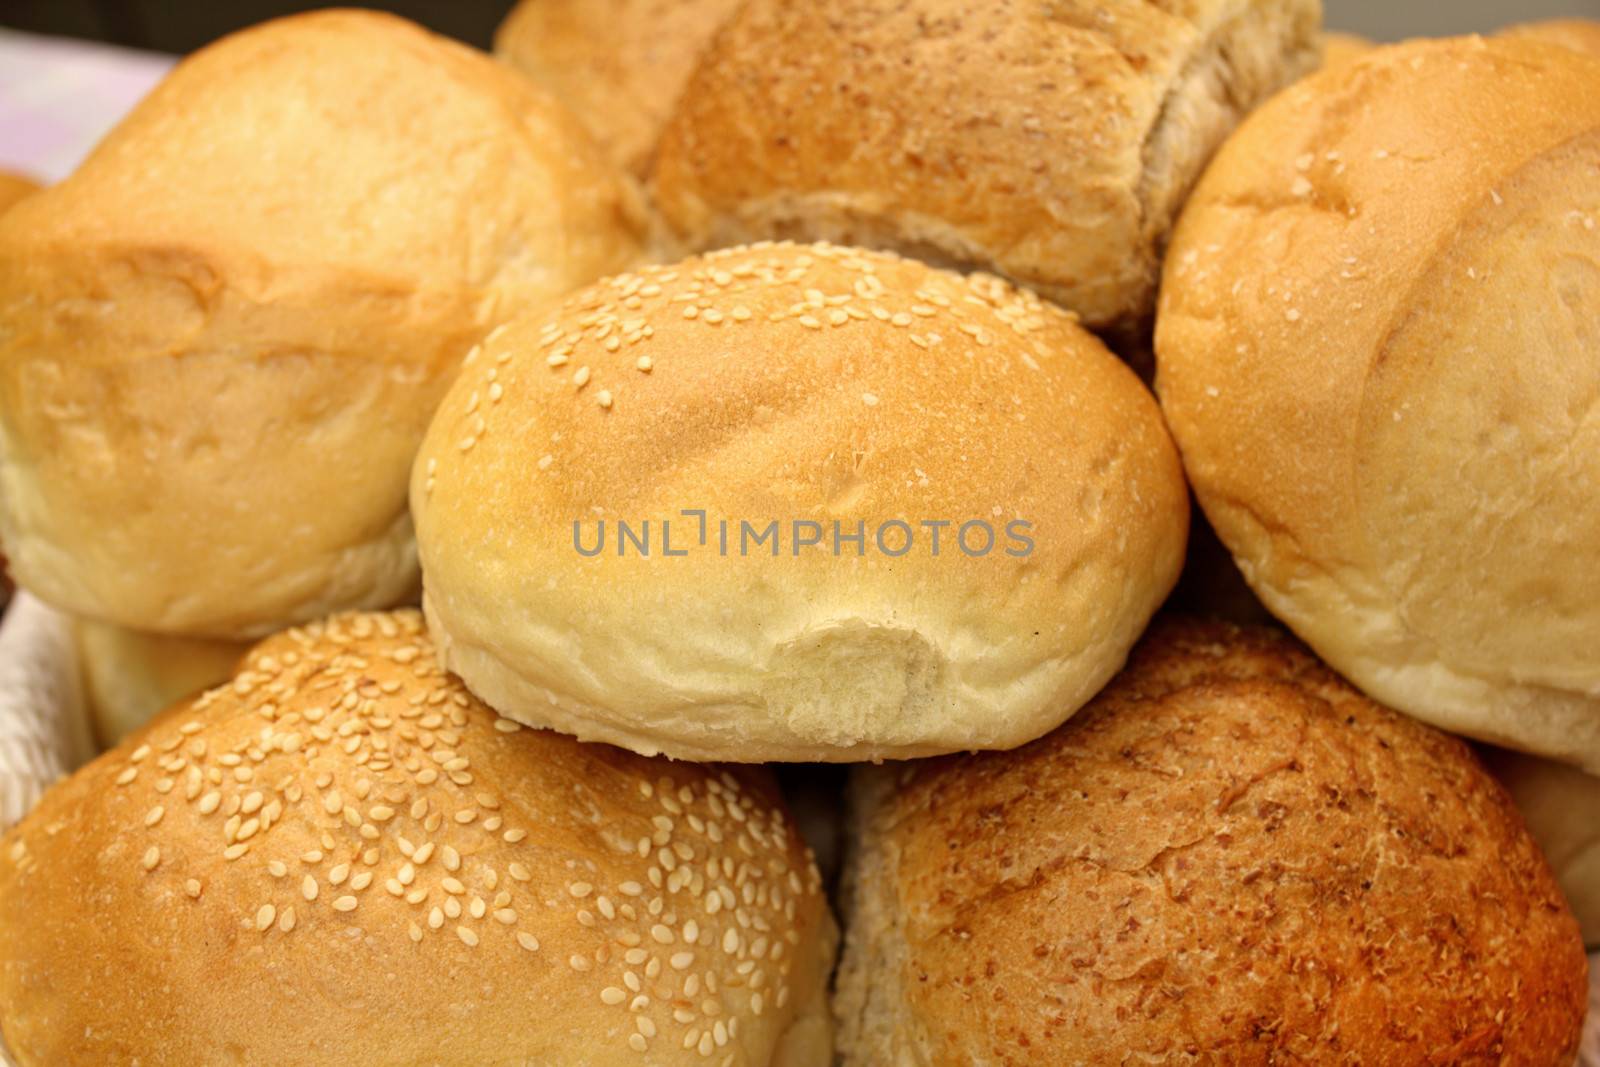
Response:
[[1501, 18, 1600, 58], [0, 171, 37, 215], [413, 241, 1188, 762], [835, 619, 1590, 1065], [653, 0, 1321, 332], [1483, 747, 1600, 948], [1319, 30, 1374, 67], [495, 0, 744, 177], [74, 618, 247, 747], [0, 10, 645, 640], [0, 610, 835, 1066], [1155, 36, 1600, 771]]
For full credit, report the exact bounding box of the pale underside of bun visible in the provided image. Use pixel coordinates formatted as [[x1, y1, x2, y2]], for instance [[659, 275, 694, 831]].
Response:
[[835, 619, 1589, 1066], [413, 242, 1188, 763], [74, 618, 249, 747], [0, 609, 835, 1066], [653, 0, 1322, 330], [1155, 35, 1600, 773], [0, 10, 645, 640], [1483, 747, 1600, 948]]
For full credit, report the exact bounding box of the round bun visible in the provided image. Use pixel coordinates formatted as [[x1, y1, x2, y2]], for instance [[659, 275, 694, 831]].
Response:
[[1482, 747, 1600, 948], [0, 610, 835, 1066], [0, 171, 37, 215], [74, 618, 247, 747], [495, 0, 744, 177], [1155, 36, 1600, 771], [1319, 30, 1374, 67], [1500, 17, 1600, 58], [413, 241, 1188, 762], [0, 10, 645, 640], [835, 619, 1590, 1065], [652, 0, 1320, 332]]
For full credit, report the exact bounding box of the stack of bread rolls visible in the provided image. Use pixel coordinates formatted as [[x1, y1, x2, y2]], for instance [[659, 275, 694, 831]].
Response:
[[0, 3, 1596, 1065]]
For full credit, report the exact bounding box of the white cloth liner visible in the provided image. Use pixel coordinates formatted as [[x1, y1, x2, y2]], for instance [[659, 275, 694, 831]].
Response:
[[0, 594, 1594, 1063]]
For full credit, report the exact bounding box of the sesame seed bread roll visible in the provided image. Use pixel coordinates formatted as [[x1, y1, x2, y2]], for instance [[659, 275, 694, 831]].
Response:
[[0, 10, 645, 641], [0, 609, 835, 1066], [835, 619, 1590, 1066], [412, 241, 1188, 763], [495, 0, 745, 178], [0, 171, 37, 215], [1483, 747, 1600, 949], [1155, 36, 1600, 772], [74, 618, 248, 748], [652, 0, 1322, 333], [1500, 18, 1600, 59]]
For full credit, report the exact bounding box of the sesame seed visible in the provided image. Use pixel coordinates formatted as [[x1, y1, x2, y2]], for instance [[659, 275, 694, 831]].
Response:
[[456, 926, 479, 947], [518, 932, 540, 952], [601, 987, 626, 1005], [185, 879, 202, 898], [569, 954, 592, 972], [141, 847, 160, 871], [145, 806, 164, 827], [302, 876, 318, 901], [256, 905, 276, 931], [333, 896, 358, 912], [570, 882, 593, 898], [629, 1034, 648, 1053]]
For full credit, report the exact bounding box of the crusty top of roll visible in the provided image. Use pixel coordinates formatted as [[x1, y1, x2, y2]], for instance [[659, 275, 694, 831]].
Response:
[[835, 619, 1589, 1066], [495, 0, 745, 177], [413, 241, 1187, 763], [1155, 36, 1600, 771], [0, 610, 835, 1066], [653, 0, 1321, 331], [0, 10, 644, 640]]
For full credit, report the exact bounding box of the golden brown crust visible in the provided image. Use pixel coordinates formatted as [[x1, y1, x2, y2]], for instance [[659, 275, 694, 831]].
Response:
[[413, 241, 1187, 762], [0, 610, 834, 1065], [495, 0, 745, 177], [1155, 35, 1600, 771], [653, 0, 1321, 330], [836, 618, 1590, 1066], [0, 10, 645, 640]]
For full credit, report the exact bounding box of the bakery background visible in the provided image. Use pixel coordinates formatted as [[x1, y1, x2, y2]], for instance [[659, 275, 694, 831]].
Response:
[[0, 1, 1598, 1064], [3, 0, 1599, 182]]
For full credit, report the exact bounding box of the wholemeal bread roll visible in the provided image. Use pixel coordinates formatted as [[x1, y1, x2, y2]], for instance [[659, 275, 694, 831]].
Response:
[[0, 610, 835, 1066], [1501, 18, 1600, 58], [0, 171, 36, 215], [835, 619, 1590, 1065], [1319, 30, 1374, 67], [0, 10, 645, 641], [1155, 36, 1600, 772], [413, 241, 1188, 762], [74, 619, 247, 747], [1482, 747, 1600, 949], [495, 0, 744, 177], [653, 0, 1321, 333]]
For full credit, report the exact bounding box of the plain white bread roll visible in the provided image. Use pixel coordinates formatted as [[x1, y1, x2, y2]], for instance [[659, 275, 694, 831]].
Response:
[[652, 0, 1321, 333], [0, 610, 836, 1066], [0, 10, 645, 640], [495, 0, 745, 177], [74, 619, 246, 747], [1156, 36, 1600, 772], [1483, 747, 1600, 948], [413, 241, 1188, 762]]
